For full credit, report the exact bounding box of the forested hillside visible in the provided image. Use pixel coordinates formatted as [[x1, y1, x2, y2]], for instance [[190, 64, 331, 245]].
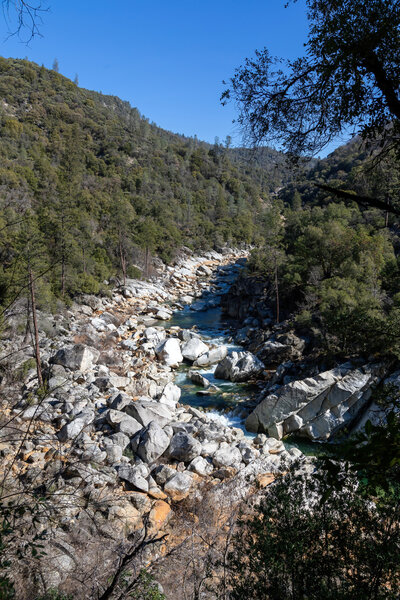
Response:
[[248, 138, 400, 359], [0, 57, 287, 308]]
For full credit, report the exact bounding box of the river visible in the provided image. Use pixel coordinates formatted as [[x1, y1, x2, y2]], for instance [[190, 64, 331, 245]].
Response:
[[162, 258, 337, 456], [160, 259, 259, 436]]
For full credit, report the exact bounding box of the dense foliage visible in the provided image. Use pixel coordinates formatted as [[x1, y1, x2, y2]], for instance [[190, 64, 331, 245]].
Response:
[[0, 57, 287, 309], [248, 138, 400, 358], [224, 465, 400, 600], [222, 0, 400, 158]]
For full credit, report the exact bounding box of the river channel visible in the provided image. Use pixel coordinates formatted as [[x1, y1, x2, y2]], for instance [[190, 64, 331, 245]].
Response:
[[161, 260, 258, 436], [162, 259, 337, 456]]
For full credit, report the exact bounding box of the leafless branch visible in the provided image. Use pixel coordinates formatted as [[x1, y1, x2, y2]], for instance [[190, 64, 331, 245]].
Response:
[[2, 0, 48, 42]]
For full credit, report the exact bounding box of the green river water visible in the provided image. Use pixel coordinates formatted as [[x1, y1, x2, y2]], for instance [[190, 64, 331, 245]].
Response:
[[162, 296, 337, 457]]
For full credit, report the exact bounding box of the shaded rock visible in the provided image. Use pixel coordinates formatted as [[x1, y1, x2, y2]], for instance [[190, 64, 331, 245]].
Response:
[[94, 377, 110, 391], [109, 392, 131, 411], [178, 329, 200, 342], [118, 464, 149, 492], [257, 333, 305, 365], [105, 432, 130, 449], [152, 464, 177, 487], [213, 466, 238, 480], [106, 410, 143, 437], [190, 299, 210, 312], [168, 432, 202, 462], [214, 351, 264, 382], [196, 264, 212, 276], [188, 370, 210, 388], [131, 421, 171, 463]]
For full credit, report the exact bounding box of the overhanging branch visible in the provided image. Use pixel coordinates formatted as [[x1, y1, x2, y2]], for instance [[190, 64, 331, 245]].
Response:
[[315, 183, 400, 217]]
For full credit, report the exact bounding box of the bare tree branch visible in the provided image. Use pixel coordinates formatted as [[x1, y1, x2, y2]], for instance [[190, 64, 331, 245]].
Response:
[[2, 0, 48, 42], [315, 183, 400, 216]]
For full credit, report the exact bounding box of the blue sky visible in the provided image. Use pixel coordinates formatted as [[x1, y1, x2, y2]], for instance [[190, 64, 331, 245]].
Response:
[[0, 1, 345, 155]]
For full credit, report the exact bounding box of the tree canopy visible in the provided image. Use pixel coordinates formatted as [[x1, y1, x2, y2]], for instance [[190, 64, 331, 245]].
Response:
[[222, 0, 400, 158], [224, 464, 400, 600]]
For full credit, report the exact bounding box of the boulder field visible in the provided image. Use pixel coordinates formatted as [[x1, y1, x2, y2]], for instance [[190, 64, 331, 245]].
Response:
[[0, 248, 309, 591]]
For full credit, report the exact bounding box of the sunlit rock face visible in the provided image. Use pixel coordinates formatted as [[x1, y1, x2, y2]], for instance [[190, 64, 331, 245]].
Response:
[[246, 363, 384, 440]]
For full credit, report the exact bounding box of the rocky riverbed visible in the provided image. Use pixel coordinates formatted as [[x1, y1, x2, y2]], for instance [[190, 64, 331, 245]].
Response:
[[221, 274, 399, 442], [0, 248, 311, 595]]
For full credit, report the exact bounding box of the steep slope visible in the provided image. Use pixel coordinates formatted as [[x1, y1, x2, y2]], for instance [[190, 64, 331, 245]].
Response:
[[0, 57, 287, 306]]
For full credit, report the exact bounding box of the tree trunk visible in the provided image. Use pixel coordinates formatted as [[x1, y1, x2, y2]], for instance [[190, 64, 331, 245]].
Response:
[[362, 49, 400, 121], [29, 268, 43, 388], [23, 296, 31, 345], [61, 254, 65, 297], [274, 253, 280, 324], [145, 246, 150, 278], [82, 246, 86, 275], [119, 236, 126, 286]]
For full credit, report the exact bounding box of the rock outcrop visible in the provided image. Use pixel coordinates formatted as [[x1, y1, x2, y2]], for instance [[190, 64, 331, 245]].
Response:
[[246, 362, 384, 440]]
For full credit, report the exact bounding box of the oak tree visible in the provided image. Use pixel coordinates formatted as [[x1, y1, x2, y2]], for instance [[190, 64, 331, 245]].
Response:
[[222, 0, 400, 159]]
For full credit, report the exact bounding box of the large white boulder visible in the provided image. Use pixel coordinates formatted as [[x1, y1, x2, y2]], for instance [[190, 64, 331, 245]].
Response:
[[212, 445, 242, 469], [159, 382, 181, 408], [52, 344, 100, 373], [155, 338, 183, 367], [57, 410, 95, 442], [164, 472, 193, 501], [246, 363, 384, 441], [194, 345, 228, 367], [124, 399, 174, 428], [181, 338, 209, 362]]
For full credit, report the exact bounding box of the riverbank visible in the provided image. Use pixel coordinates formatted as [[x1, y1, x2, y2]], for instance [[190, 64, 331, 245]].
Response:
[[0, 248, 312, 598]]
